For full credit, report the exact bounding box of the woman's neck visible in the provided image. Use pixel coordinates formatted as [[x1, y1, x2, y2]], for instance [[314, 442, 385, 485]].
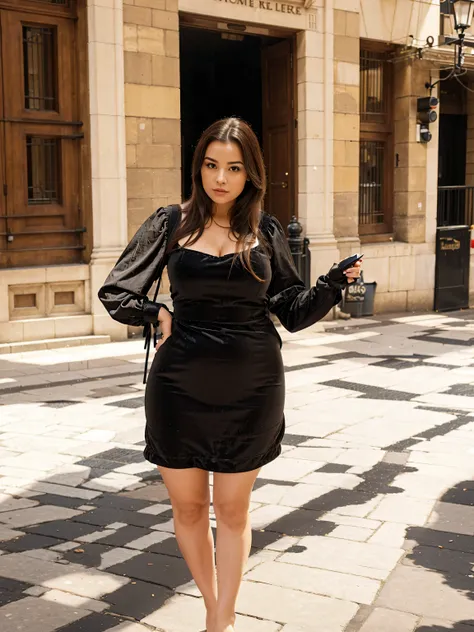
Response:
[[212, 202, 232, 223]]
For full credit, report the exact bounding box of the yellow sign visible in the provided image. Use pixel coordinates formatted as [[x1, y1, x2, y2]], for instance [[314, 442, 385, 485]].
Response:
[[215, 0, 303, 15], [440, 238, 461, 251]]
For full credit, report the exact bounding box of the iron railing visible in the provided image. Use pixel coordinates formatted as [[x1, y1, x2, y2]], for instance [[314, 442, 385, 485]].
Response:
[[437, 185, 474, 227]]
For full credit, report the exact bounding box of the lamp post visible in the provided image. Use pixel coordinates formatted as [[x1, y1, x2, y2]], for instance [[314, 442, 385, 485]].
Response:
[[447, 0, 474, 68]]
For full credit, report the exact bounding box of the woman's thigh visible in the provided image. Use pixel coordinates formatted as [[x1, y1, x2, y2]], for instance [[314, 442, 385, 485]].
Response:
[[159, 466, 211, 506], [212, 469, 260, 516]]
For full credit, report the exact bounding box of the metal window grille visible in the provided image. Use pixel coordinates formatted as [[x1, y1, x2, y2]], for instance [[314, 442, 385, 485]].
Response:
[[359, 140, 385, 226], [27, 136, 60, 204], [360, 49, 388, 125], [23, 26, 57, 111]]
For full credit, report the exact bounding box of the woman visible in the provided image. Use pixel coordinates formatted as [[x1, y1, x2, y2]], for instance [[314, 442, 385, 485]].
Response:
[[99, 118, 361, 632]]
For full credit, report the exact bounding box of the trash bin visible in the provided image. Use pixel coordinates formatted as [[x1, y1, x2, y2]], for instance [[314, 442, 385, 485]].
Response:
[[341, 272, 377, 318]]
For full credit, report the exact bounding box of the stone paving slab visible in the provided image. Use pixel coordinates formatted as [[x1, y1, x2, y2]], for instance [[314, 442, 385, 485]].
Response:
[[0, 310, 474, 631]]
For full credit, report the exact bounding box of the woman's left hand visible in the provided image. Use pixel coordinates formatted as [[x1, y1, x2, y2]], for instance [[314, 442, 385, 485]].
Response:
[[344, 260, 362, 283]]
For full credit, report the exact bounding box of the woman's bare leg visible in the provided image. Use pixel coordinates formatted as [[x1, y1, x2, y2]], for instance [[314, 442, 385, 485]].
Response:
[[158, 466, 217, 628], [211, 468, 260, 632]]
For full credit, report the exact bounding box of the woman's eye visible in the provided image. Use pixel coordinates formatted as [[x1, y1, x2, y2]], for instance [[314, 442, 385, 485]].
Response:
[[230, 166, 241, 172], [205, 162, 216, 169]]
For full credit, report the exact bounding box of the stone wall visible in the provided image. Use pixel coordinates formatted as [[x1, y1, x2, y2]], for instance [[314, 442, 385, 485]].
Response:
[[333, 6, 360, 259], [123, 0, 181, 241]]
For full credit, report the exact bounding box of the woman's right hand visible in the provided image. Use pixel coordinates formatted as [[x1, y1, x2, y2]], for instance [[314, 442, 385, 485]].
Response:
[[156, 306, 173, 350]]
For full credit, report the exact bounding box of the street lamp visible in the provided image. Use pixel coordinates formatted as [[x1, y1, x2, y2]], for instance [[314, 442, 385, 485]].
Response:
[[444, 0, 474, 68], [451, 0, 474, 33]]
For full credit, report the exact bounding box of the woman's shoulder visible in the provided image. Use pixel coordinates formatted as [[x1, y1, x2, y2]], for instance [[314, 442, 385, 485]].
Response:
[[259, 211, 285, 236]]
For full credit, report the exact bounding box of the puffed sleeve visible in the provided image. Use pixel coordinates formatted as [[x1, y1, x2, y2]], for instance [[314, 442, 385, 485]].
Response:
[[264, 215, 343, 333], [98, 207, 170, 327]]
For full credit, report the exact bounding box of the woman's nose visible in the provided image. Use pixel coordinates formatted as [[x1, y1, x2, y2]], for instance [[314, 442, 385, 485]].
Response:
[[216, 169, 226, 184]]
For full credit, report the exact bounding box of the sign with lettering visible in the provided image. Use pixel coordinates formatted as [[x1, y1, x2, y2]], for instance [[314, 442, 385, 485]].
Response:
[[215, 0, 304, 15]]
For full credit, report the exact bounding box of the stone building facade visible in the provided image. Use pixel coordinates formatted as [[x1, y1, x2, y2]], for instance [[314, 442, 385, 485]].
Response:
[[0, 0, 472, 347]]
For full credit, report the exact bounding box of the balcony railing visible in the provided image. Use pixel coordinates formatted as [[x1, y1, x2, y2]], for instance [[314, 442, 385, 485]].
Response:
[[438, 185, 474, 227]]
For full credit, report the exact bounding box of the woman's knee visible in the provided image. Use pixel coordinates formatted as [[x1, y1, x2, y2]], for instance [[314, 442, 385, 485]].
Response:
[[213, 500, 249, 531], [172, 499, 210, 527]]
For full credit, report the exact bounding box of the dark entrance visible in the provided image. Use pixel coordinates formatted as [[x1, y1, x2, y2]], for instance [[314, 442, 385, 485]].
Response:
[[435, 80, 471, 311], [179, 22, 296, 229]]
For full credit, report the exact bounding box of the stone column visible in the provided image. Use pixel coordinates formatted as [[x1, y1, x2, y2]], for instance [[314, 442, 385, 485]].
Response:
[[333, 6, 361, 259], [297, 2, 340, 282], [88, 0, 129, 339], [393, 59, 430, 243]]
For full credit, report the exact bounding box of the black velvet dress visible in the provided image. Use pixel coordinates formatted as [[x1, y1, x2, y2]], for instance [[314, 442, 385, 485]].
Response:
[[99, 205, 341, 473]]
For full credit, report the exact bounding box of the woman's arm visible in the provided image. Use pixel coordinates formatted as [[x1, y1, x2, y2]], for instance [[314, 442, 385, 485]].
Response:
[[264, 215, 347, 333], [98, 207, 171, 327]]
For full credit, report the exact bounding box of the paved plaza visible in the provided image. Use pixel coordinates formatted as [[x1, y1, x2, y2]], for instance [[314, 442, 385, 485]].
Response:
[[0, 311, 473, 632]]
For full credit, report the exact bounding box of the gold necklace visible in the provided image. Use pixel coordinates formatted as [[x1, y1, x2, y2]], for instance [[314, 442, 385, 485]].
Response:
[[212, 218, 232, 230]]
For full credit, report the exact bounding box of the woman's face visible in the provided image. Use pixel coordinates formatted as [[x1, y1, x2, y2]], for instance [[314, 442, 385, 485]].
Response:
[[200, 140, 248, 208]]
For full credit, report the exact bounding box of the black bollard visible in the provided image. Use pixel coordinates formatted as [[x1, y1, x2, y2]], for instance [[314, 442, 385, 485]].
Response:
[[287, 216, 311, 288]]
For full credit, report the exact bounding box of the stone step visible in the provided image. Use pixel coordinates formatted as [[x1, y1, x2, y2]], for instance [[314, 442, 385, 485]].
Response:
[[0, 335, 111, 355]]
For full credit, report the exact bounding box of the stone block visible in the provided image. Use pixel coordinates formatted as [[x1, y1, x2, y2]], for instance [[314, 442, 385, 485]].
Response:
[[152, 118, 181, 145], [298, 110, 325, 140], [414, 254, 435, 291], [126, 145, 137, 167], [334, 9, 346, 35], [136, 144, 174, 169], [334, 113, 359, 141], [151, 55, 180, 87], [360, 256, 389, 292], [358, 607, 419, 632], [298, 82, 324, 112], [124, 51, 152, 85], [246, 561, 380, 606], [152, 9, 179, 30], [394, 191, 425, 217], [333, 192, 359, 239], [153, 169, 182, 196], [296, 30, 324, 60], [0, 597, 89, 631], [407, 289, 434, 311], [297, 56, 324, 85], [374, 291, 408, 313], [166, 0, 178, 9], [124, 24, 138, 53], [334, 35, 359, 63], [335, 61, 359, 86], [127, 169, 154, 198], [334, 166, 359, 193], [394, 118, 417, 144], [123, 5, 152, 26], [334, 86, 359, 115], [394, 215, 426, 243], [137, 25, 165, 56], [165, 29, 180, 58], [377, 565, 474, 620], [345, 11, 360, 37], [135, 0, 166, 10], [125, 84, 180, 119], [125, 117, 138, 145], [389, 256, 416, 292]]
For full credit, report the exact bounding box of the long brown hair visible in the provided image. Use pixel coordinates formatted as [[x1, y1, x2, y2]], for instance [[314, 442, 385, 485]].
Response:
[[171, 118, 267, 280]]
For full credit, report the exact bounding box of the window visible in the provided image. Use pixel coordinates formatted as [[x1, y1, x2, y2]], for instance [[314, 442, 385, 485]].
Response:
[[26, 136, 60, 204], [23, 25, 57, 111], [359, 44, 393, 236]]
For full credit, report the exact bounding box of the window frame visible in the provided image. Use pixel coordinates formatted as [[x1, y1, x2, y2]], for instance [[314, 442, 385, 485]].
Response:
[[359, 41, 394, 237]]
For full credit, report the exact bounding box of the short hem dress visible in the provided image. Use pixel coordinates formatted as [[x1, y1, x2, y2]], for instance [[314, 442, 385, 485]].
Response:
[[98, 205, 342, 474]]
